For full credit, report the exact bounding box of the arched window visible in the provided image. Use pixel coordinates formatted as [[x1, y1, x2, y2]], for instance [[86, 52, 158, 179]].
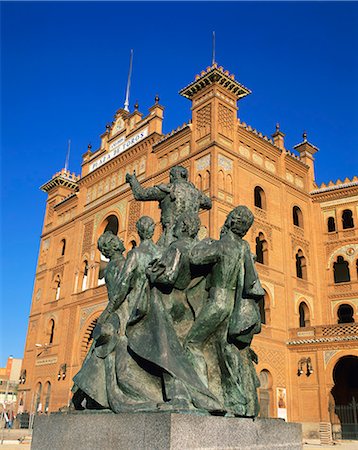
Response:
[[60, 239, 66, 256], [48, 319, 55, 344], [258, 296, 266, 324], [342, 209, 354, 229], [203, 170, 210, 190], [103, 215, 119, 235], [54, 275, 61, 300], [259, 369, 273, 418], [296, 249, 307, 279], [226, 174, 233, 194], [293, 206, 303, 228], [333, 256, 350, 283], [254, 186, 266, 210], [258, 290, 271, 325], [35, 382, 42, 413], [81, 318, 98, 362], [81, 260, 89, 291], [299, 301, 311, 327], [337, 304, 354, 324], [44, 382, 51, 413], [255, 232, 268, 265], [130, 240, 137, 249], [327, 217, 336, 233], [196, 174, 203, 190], [218, 170, 225, 190]]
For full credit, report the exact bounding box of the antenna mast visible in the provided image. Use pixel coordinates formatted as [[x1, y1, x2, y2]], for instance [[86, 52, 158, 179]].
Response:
[[64, 139, 71, 172], [212, 31, 216, 65], [124, 49, 134, 112]]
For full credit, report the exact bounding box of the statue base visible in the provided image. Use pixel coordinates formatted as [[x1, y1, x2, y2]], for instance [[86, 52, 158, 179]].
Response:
[[32, 411, 302, 449]]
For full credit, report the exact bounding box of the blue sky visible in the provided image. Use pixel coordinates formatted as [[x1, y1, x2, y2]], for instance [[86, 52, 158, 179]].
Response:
[[1, 1, 357, 366]]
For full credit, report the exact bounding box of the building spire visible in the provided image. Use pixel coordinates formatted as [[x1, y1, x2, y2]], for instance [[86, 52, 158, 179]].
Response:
[[212, 31, 216, 66], [64, 139, 71, 172], [124, 49, 134, 112]]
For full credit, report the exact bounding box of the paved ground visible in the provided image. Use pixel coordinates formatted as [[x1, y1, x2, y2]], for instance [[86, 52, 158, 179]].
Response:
[[303, 440, 358, 450], [0, 430, 357, 449]]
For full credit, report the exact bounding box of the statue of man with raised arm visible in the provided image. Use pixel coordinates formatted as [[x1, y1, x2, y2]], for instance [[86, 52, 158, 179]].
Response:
[[126, 165, 212, 247]]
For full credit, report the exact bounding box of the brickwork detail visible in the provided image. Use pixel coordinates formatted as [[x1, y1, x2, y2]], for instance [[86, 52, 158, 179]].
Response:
[[218, 103, 233, 137], [322, 323, 358, 337], [291, 236, 310, 259], [196, 104, 211, 137], [51, 264, 64, 279], [254, 346, 286, 387], [82, 220, 94, 256], [128, 200, 142, 233], [47, 201, 56, 222]]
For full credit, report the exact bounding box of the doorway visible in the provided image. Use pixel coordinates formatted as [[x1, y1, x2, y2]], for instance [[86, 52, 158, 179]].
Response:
[[330, 356, 358, 440]]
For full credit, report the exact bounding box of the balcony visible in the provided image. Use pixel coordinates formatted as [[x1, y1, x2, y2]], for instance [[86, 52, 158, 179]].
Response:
[[288, 323, 358, 346], [326, 227, 357, 242]]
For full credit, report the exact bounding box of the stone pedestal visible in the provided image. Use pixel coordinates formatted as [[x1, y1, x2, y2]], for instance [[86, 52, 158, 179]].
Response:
[[32, 411, 302, 450]]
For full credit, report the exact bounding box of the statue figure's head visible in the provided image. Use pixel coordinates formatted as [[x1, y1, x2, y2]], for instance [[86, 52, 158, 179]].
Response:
[[225, 206, 254, 237], [97, 231, 125, 258], [136, 216, 155, 240], [174, 213, 200, 239], [169, 165, 188, 183]]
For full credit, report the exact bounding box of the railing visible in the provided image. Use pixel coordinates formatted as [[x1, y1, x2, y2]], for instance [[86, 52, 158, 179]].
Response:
[[289, 322, 358, 341], [329, 398, 358, 440]]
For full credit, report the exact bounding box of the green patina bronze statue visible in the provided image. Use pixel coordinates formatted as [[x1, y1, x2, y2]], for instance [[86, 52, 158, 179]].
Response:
[[72, 166, 264, 417]]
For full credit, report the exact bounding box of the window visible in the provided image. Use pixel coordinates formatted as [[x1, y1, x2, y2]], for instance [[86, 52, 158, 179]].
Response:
[[258, 296, 266, 324], [60, 239, 66, 256], [54, 275, 61, 300], [44, 382, 51, 413], [299, 302, 311, 327], [130, 240, 137, 249], [203, 170, 210, 190], [342, 209, 354, 229], [81, 260, 89, 291], [103, 215, 119, 235], [327, 217, 336, 233], [256, 233, 268, 265], [218, 170, 225, 190], [196, 174, 202, 190], [48, 319, 55, 344], [333, 256, 350, 283], [337, 304, 354, 324], [226, 174, 233, 194], [293, 206, 303, 228], [254, 186, 266, 210], [259, 370, 272, 418], [81, 318, 98, 361], [35, 382, 42, 413], [258, 290, 270, 325], [296, 249, 307, 279]]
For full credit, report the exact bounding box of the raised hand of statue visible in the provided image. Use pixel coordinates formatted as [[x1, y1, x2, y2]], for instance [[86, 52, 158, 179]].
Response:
[[125, 171, 137, 184]]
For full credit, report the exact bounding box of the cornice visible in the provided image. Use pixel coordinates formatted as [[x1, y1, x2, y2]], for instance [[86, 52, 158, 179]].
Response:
[[40, 173, 79, 193], [152, 124, 190, 151], [237, 123, 283, 159], [311, 186, 358, 203], [79, 135, 159, 186], [179, 65, 251, 100], [54, 193, 78, 210]]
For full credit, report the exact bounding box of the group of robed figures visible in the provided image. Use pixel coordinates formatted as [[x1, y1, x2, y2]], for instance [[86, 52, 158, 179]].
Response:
[[72, 166, 265, 417]]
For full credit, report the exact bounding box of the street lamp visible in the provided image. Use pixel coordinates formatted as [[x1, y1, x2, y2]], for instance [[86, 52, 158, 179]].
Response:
[[297, 357, 313, 377]]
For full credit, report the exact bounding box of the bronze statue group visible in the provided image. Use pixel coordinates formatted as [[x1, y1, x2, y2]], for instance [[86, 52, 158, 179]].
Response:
[[72, 166, 264, 417]]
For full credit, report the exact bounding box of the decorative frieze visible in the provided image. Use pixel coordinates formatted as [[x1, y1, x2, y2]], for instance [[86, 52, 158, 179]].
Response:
[[196, 154, 211, 171], [327, 243, 358, 268], [196, 104, 211, 138], [218, 154, 233, 171], [82, 220, 94, 256]]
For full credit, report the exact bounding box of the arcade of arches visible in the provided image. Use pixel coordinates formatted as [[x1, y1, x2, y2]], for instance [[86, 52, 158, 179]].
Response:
[[18, 63, 358, 439]]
